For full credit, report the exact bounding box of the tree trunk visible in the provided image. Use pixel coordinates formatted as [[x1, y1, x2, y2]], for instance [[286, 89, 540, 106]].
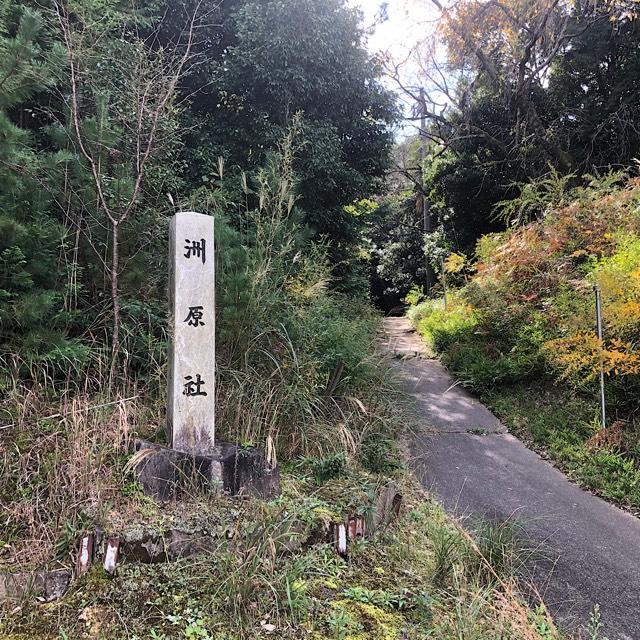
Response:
[[417, 87, 435, 295], [110, 220, 121, 375]]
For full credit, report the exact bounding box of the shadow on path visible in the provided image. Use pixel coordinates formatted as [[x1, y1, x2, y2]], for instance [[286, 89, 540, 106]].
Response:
[[383, 317, 640, 640]]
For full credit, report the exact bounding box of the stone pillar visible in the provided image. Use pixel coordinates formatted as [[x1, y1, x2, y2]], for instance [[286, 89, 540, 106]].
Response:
[[167, 212, 216, 455]]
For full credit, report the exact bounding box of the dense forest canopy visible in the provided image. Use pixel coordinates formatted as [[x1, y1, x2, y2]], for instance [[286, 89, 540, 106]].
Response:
[[3, 0, 640, 361], [0, 0, 396, 377]]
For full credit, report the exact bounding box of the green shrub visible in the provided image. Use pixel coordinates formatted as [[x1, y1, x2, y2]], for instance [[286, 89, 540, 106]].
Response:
[[295, 293, 380, 391], [359, 433, 401, 475], [409, 297, 546, 393], [408, 297, 477, 352], [580, 449, 640, 505], [300, 453, 347, 485], [403, 285, 424, 307]]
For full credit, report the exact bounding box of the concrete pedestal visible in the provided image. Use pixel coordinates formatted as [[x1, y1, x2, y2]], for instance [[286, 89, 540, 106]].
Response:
[[133, 439, 280, 501]]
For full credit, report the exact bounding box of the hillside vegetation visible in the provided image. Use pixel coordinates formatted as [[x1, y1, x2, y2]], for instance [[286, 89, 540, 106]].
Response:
[[0, 1, 562, 638], [410, 178, 640, 509]]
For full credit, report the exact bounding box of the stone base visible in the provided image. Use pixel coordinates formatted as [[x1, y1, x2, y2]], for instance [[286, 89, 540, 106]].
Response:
[[0, 569, 72, 602], [133, 440, 280, 501]]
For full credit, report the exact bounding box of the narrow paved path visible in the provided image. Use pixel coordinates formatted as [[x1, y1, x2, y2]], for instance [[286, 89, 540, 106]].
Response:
[[383, 317, 640, 640]]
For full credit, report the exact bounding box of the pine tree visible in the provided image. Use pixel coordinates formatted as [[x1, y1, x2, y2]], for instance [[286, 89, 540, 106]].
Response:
[[0, 4, 89, 377]]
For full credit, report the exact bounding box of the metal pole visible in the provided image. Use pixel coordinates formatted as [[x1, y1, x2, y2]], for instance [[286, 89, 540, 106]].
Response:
[[442, 256, 447, 310], [595, 285, 606, 428]]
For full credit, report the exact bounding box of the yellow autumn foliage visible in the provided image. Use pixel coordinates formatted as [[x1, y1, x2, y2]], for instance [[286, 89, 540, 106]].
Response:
[[440, 0, 565, 68], [444, 252, 466, 274], [542, 236, 640, 382], [594, 237, 640, 335], [544, 332, 640, 383]]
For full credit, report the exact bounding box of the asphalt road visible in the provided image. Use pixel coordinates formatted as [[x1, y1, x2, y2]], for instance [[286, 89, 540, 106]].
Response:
[[383, 317, 640, 640]]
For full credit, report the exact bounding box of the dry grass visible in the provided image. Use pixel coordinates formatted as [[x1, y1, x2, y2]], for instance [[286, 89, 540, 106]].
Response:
[[217, 351, 399, 465], [0, 365, 162, 567], [0, 326, 398, 569]]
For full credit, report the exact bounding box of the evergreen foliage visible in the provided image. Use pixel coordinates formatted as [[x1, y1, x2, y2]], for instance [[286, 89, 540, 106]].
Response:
[[0, 0, 395, 381], [168, 0, 397, 291], [0, 4, 85, 375]]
